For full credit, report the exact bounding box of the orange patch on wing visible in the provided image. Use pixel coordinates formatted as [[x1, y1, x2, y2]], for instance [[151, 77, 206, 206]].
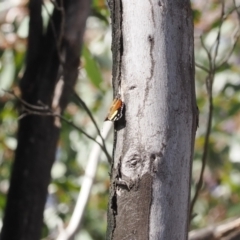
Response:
[[105, 98, 124, 121]]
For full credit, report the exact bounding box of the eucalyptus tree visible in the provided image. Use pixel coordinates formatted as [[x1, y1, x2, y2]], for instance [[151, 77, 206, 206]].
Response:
[[107, 0, 198, 239]]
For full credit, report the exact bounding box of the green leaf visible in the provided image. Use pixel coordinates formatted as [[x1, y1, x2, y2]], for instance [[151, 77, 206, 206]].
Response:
[[193, 9, 201, 23], [91, 0, 109, 24], [82, 45, 104, 90]]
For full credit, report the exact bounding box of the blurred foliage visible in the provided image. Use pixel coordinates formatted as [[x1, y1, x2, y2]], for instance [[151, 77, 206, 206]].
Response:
[[0, 0, 112, 239], [192, 0, 240, 230], [0, 0, 240, 239]]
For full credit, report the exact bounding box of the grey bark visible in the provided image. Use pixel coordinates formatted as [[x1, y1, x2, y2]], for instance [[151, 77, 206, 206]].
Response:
[[107, 0, 197, 239]]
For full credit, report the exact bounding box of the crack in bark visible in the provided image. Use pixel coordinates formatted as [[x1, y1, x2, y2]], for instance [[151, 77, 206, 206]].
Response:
[[148, 35, 155, 81], [148, 0, 155, 27], [142, 35, 155, 110]]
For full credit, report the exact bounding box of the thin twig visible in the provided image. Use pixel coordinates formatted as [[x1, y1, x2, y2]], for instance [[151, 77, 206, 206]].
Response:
[[200, 35, 212, 72], [195, 62, 209, 73], [59, 115, 112, 163], [21, 109, 111, 161], [223, 4, 240, 20], [73, 92, 111, 162], [216, 1, 240, 69], [39, 95, 112, 163], [20, 108, 100, 147], [190, 83, 213, 218], [212, 0, 225, 70], [4, 90, 48, 111]]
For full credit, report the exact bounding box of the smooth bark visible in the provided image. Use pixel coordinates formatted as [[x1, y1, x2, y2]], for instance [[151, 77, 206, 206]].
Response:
[[1, 1, 90, 240], [107, 0, 197, 239]]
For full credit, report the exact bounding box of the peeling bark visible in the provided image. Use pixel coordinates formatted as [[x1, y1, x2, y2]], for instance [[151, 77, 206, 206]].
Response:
[[107, 0, 197, 239]]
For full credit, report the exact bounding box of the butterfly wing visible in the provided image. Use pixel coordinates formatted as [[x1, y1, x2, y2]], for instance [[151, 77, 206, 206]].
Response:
[[105, 98, 124, 121]]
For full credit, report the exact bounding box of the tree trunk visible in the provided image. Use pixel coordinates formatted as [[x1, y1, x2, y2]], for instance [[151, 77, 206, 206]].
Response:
[[107, 0, 197, 239], [1, 1, 90, 240]]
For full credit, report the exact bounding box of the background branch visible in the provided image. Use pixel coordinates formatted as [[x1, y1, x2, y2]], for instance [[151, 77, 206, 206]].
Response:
[[57, 121, 113, 240]]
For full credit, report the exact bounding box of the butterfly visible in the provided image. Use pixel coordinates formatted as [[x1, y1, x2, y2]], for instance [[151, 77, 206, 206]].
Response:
[[105, 97, 124, 121]]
